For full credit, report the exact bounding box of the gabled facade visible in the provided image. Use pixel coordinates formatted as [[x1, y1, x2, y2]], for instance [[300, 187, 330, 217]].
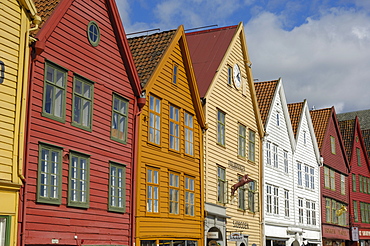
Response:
[[288, 101, 322, 244], [254, 79, 298, 246], [128, 26, 206, 246], [339, 118, 370, 244], [20, 0, 142, 245], [0, 1, 38, 246], [310, 107, 350, 245], [186, 23, 264, 246]]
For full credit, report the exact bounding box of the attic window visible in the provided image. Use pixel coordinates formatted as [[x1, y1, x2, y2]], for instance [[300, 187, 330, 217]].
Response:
[[87, 21, 100, 47]]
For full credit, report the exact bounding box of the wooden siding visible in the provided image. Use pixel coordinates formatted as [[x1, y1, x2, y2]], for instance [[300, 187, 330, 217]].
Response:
[[23, 1, 137, 245], [136, 39, 204, 241]]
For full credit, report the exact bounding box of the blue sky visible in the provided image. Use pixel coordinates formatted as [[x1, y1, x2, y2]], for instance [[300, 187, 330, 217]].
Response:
[[117, 0, 370, 113]]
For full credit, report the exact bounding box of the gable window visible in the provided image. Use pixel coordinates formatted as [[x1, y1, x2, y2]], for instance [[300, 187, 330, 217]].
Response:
[[0, 216, 10, 246], [341, 174, 345, 195], [172, 64, 178, 84], [185, 177, 195, 216], [169, 105, 180, 151], [149, 95, 161, 144], [72, 76, 93, 130], [273, 144, 278, 168], [109, 162, 126, 213], [284, 190, 289, 217], [354, 201, 359, 222], [303, 131, 307, 145], [43, 62, 67, 121], [248, 130, 256, 162], [227, 66, 232, 85], [87, 21, 100, 47], [217, 166, 226, 203], [330, 169, 335, 190], [310, 167, 315, 189], [147, 167, 159, 213], [266, 142, 271, 165], [298, 198, 304, 223], [352, 174, 357, 192], [37, 143, 62, 204], [111, 94, 129, 143], [169, 172, 180, 214], [238, 175, 246, 210], [68, 152, 90, 208], [266, 185, 272, 213], [217, 110, 225, 146], [276, 112, 280, 126], [297, 162, 302, 186], [330, 136, 336, 154], [184, 112, 194, 155], [324, 167, 330, 188], [359, 175, 363, 193], [357, 147, 361, 166], [284, 150, 288, 173], [304, 166, 309, 188], [238, 124, 246, 157], [248, 181, 256, 212]]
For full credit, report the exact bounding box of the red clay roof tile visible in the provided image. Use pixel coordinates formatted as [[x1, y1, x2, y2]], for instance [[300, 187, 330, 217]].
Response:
[[254, 80, 279, 126], [288, 102, 304, 137], [310, 108, 331, 150]]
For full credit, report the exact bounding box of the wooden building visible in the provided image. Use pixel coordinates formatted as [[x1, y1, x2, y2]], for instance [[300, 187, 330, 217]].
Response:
[[19, 0, 142, 245], [311, 107, 350, 245], [0, 1, 38, 246], [186, 23, 264, 246], [128, 26, 206, 246]]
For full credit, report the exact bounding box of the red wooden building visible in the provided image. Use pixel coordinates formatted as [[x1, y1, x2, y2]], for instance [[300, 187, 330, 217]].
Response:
[[339, 117, 370, 245], [19, 0, 142, 246], [311, 107, 350, 245]]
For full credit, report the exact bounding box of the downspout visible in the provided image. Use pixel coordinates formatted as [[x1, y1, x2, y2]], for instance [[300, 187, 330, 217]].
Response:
[[260, 133, 266, 246]]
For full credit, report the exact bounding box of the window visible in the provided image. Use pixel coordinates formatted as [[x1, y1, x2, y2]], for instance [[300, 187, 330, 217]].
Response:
[[248, 130, 256, 162], [303, 131, 307, 145], [306, 200, 312, 225], [325, 198, 331, 223], [330, 169, 335, 190], [325, 199, 347, 226], [68, 152, 90, 208], [169, 105, 180, 151], [266, 142, 271, 165], [248, 181, 256, 212], [0, 216, 10, 246], [111, 94, 129, 143], [276, 112, 280, 126], [354, 201, 358, 222], [169, 172, 180, 214], [172, 64, 178, 84], [43, 62, 67, 121], [217, 166, 226, 203], [311, 202, 316, 225], [37, 144, 62, 204], [147, 167, 159, 213], [87, 21, 100, 47], [273, 186, 279, 214], [341, 174, 345, 195], [227, 66, 232, 85], [284, 190, 289, 217], [238, 124, 246, 157], [238, 175, 246, 210], [304, 165, 309, 188], [330, 136, 336, 154], [360, 202, 370, 223], [297, 162, 302, 186], [284, 150, 288, 173], [324, 167, 330, 188], [72, 76, 93, 130], [109, 162, 126, 213], [217, 110, 225, 146], [310, 167, 315, 189], [331, 200, 337, 224], [184, 112, 194, 155], [185, 177, 195, 216], [266, 185, 272, 213], [149, 95, 161, 144], [360, 175, 363, 193], [357, 147, 361, 166], [273, 144, 278, 168], [298, 198, 304, 223], [352, 174, 356, 192]]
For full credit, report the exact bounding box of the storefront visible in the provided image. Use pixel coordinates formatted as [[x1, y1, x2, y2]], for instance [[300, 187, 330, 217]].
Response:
[[322, 224, 350, 246], [205, 203, 228, 246]]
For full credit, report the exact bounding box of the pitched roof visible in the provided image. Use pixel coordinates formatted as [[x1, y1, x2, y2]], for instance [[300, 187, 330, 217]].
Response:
[[338, 119, 355, 162], [288, 102, 304, 137], [337, 109, 370, 130], [128, 30, 177, 87], [310, 107, 331, 149], [186, 25, 237, 97], [32, 0, 61, 35], [254, 80, 279, 126], [362, 129, 370, 160]]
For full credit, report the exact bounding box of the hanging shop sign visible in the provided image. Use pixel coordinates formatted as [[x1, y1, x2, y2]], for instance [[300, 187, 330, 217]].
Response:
[[229, 233, 244, 242]]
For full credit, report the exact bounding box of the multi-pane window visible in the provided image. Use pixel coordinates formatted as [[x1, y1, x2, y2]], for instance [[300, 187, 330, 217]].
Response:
[[109, 162, 126, 213], [266, 185, 272, 213], [284, 190, 289, 217], [284, 150, 288, 173], [266, 142, 271, 165], [169, 105, 180, 151], [43, 62, 67, 121], [238, 124, 246, 157], [217, 110, 225, 146], [326, 198, 331, 223], [273, 144, 278, 168], [311, 202, 316, 225], [360, 175, 363, 193], [72, 76, 93, 130], [298, 198, 304, 223], [325, 198, 347, 226], [330, 168, 335, 190], [184, 112, 194, 155], [217, 166, 226, 203], [227, 66, 232, 85], [248, 130, 256, 162], [37, 144, 62, 204], [357, 147, 361, 166], [111, 94, 128, 143], [306, 201, 316, 225], [149, 95, 161, 144], [248, 181, 256, 212], [172, 64, 178, 84], [0, 216, 10, 246], [297, 162, 302, 186], [68, 152, 89, 207], [360, 202, 370, 223], [304, 165, 309, 188], [310, 167, 315, 189], [238, 175, 246, 210], [273, 186, 279, 214], [330, 136, 336, 154], [169, 172, 180, 214], [354, 201, 359, 222], [324, 167, 330, 188], [185, 177, 195, 216], [331, 200, 337, 224], [147, 167, 159, 213], [341, 174, 345, 195]]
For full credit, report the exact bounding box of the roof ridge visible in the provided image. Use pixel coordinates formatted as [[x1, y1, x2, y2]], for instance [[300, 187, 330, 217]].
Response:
[[128, 28, 177, 40], [186, 24, 238, 36]]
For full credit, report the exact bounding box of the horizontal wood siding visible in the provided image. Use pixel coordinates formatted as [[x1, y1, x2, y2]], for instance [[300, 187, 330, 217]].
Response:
[[24, 0, 136, 245]]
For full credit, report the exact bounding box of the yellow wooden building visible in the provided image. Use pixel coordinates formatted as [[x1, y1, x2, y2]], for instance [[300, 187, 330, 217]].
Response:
[[128, 26, 206, 246], [0, 0, 39, 246]]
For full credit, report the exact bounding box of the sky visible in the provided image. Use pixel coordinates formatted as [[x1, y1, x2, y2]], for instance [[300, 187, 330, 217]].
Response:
[[117, 0, 370, 113]]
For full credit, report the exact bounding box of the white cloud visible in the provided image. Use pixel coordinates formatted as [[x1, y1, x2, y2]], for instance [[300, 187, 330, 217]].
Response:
[[245, 8, 370, 113]]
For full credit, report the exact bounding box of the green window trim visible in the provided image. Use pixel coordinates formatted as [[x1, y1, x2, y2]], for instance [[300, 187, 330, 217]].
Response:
[[111, 94, 129, 144], [42, 61, 68, 123], [0, 215, 11, 246], [87, 21, 100, 47], [217, 110, 226, 146], [352, 174, 357, 192], [72, 75, 94, 131], [238, 124, 246, 158], [330, 136, 336, 154], [37, 143, 63, 205], [248, 130, 256, 162], [357, 147, 361, 166], [68, 151, 90, 208], [109, 162, 126, 213]]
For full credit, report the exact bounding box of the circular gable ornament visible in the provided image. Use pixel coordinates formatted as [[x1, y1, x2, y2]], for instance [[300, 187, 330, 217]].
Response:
[[87, 21, 100, 47]]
